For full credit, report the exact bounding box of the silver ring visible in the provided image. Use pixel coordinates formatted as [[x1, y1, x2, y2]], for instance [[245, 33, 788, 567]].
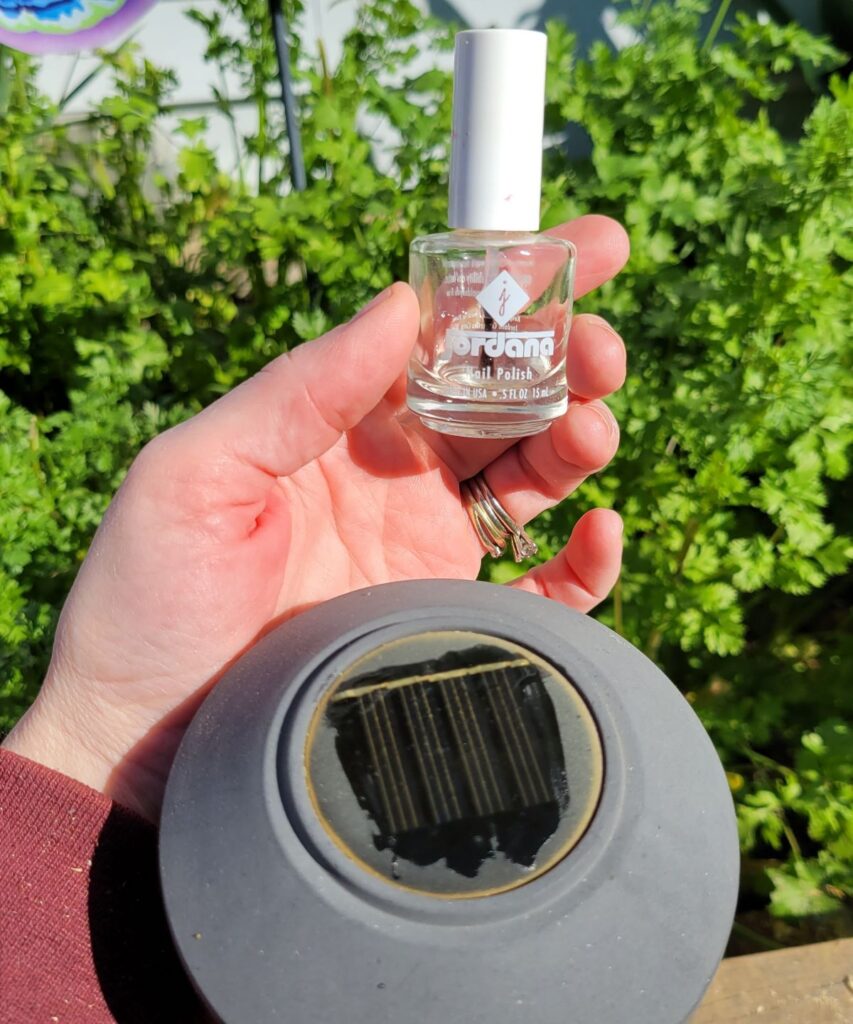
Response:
[[460, 471, 538, 563]]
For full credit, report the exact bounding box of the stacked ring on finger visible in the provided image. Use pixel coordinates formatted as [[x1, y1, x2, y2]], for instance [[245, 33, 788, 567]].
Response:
[[460, 471, 538, 563]]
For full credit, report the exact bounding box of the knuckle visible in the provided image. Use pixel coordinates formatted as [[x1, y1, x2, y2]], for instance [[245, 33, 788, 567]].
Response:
[[129, 430, 174, 478]]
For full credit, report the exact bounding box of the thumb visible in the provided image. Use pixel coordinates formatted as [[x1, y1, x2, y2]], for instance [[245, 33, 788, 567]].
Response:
[[171, 282, 419, 484]]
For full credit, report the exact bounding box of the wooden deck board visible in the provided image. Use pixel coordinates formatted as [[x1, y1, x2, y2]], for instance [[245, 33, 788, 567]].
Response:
[[692, 938, 853, 1023]]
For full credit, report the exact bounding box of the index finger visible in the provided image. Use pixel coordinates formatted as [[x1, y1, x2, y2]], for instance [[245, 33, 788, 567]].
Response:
[[546, 214, 631, 299]]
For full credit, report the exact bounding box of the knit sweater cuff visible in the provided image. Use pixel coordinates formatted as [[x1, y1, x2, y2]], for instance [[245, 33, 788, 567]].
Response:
[[0, 748, 203, 1023]]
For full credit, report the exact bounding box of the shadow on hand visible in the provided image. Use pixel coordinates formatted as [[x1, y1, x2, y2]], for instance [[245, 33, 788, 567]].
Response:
[[344, 395, 504, 484]]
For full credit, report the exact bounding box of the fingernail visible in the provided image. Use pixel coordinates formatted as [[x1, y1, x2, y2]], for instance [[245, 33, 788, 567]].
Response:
[[351, 284, 395, 322], [589, 402, 619, 440], [584, 313, 622, 339]]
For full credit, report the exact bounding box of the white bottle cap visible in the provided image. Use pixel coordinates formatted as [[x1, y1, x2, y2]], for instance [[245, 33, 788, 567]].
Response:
[[448, 29, 547, 232]]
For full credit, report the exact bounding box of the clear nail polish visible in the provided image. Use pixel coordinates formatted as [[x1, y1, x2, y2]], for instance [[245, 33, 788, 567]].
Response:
[[407, 30, 576, 439]]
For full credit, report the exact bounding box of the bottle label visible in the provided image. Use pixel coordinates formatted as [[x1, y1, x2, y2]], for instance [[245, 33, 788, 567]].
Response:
[[476, 270, 531, 327], [441, 329, 555, 360]]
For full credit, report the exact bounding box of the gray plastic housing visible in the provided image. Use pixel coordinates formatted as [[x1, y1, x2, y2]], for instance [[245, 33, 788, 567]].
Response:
[[159, 580, 739, 1024]]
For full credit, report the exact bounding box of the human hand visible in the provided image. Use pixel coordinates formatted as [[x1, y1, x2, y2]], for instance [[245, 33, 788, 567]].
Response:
[[3, 215, 629, 822]]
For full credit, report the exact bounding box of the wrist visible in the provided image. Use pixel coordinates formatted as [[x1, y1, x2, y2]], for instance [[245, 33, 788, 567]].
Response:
[[3, 694, 115, 801], [1, 681, 167, 823]]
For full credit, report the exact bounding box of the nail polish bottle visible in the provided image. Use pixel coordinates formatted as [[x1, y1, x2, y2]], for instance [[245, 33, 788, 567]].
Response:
[[407, 29, 576, 439]]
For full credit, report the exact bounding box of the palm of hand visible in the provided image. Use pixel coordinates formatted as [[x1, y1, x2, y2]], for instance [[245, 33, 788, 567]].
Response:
[[279, 406, 479, 605], [61, 399, 476, 711]]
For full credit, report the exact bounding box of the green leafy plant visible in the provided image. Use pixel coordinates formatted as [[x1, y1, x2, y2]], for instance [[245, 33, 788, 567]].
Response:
[[0, 0, 850, 948]]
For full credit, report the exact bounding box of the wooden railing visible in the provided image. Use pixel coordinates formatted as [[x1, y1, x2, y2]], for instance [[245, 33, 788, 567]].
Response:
[[693, 938, 853, 1022]]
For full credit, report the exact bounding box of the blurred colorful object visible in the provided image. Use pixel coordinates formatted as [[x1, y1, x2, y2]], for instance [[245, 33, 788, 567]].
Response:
[[0, 0, 154, 54]]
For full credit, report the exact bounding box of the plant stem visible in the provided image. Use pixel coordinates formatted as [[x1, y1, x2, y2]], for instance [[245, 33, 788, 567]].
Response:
[[780, 812, 803, 862], [257, 88, 268, 192], [318, 37, 333, 96], [703, 0, 733, 50], [613, 576, 624, 636], [645, 515, 700, 660], [645, 626, 663, 661], [674, 516, 701, 577], [217, 70, 245, 187], [12, 49, 27, 109], [730, 921, 787, 953], [57, 53, 80, 109], [0, 48, 9, 118]]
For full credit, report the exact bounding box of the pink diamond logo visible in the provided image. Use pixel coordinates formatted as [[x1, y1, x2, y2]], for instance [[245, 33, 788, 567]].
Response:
[[477, 270, 530, 327]]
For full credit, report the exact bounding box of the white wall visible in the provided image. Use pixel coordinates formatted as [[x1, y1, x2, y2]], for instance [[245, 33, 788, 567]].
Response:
[[32, 0, 638, 174], [32, 0, 813, 175]]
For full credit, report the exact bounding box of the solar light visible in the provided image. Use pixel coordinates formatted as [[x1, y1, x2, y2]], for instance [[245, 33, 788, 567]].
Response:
[[160, 579, 738, 1024]]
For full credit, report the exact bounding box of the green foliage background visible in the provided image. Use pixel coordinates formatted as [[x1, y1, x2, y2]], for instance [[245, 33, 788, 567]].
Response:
[[0, 0, 850, 949]]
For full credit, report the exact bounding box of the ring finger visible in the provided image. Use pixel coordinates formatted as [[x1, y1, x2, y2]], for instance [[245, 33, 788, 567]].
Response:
[[473, 397, 620, 529]]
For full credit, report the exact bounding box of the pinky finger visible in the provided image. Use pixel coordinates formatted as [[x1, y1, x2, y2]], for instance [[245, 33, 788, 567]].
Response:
[[510, 509, 623, 613]]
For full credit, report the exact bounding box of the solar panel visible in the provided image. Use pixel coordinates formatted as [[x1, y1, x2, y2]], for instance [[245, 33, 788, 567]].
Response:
[[305, 631, 603, 897]]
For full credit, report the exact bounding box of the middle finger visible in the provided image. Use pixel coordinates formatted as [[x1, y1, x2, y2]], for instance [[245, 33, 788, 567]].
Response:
[[421, 313, 626, 480]]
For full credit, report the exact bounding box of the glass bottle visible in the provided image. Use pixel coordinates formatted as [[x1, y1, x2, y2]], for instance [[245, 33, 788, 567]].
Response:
[[407, 230, 575, 438], [406, 29, 575, 439]]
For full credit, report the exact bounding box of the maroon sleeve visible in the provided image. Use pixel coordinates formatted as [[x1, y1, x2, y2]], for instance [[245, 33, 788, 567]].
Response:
[[0, 749, 206, 1023]]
